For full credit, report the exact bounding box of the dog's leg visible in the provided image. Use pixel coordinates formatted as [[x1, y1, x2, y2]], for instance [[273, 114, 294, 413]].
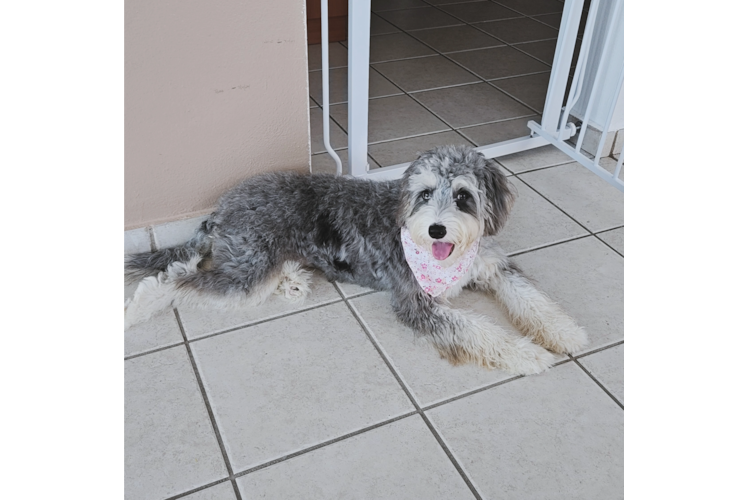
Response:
[[124, 256, 282, 329], [391, 292, 555, 375], [469, 243, 587, 354], [274, 261, 312, 300], [124, 273, 177, 329]]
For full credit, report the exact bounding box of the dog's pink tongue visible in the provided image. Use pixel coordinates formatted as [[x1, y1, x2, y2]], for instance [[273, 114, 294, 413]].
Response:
[[432, 242, 454, 261]]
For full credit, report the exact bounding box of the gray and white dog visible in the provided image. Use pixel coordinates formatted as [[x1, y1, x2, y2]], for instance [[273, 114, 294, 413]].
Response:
[[125, 145, 586, 374]]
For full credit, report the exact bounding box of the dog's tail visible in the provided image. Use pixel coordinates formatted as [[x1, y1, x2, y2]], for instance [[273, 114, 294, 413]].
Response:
[[125, 218, 214, 284]]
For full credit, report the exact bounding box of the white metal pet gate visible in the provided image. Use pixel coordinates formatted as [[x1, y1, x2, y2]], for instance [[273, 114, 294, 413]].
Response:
[[319, 0, 624, 192]]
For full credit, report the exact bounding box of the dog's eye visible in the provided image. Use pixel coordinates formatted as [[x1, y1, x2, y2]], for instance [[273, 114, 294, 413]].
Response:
[[421, 191, 431, 201], [456, 192, 469, 201]]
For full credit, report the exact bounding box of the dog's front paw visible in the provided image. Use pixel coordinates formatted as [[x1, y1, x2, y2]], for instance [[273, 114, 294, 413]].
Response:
[[441, 322, 556, 375], [529, 314, 588, 355], [493, 335, 556, 375]]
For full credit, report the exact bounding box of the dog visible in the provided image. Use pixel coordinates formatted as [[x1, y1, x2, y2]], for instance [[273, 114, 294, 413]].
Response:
[[125, 145, 587, 374]]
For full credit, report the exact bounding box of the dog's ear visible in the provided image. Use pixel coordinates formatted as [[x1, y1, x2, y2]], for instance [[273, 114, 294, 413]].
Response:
[[477, 161, 516, 236], [396, 167, 417, 228], [396, 176, 409, 228]]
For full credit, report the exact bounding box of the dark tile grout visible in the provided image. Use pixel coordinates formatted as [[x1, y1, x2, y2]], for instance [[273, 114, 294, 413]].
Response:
[[163, 477, 234, 500], [512, 172, 623, 243], [573, 356, 624, 409], [500, 158, 577, 176], [506, 234, 592, 258], [124, 336, 184, 361], [593, 230, 624, 258], [232, 411, 419, 479], [422, 357, 574, 412], [184, 297, 345, 344], [334, 282, 483, 500], [574, 339, 624, 360], [173, 309, 244, 500]]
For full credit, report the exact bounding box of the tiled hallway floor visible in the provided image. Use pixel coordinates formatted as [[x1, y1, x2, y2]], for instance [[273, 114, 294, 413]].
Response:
[[125, 1, 623, 499]]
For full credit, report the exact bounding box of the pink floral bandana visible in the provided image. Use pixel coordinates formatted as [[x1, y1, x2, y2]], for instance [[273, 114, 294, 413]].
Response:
[[401, 227, 480, 297]]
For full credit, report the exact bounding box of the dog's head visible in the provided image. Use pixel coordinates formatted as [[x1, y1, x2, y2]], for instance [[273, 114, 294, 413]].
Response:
[[397, 145, 515, 267]]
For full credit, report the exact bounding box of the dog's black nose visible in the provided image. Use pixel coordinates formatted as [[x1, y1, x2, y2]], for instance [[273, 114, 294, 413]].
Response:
[[429, 224, 447, 239]]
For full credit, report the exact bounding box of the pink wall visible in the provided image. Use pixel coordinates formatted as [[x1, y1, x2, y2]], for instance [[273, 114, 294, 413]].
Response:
[[125, 0, 311, 229]]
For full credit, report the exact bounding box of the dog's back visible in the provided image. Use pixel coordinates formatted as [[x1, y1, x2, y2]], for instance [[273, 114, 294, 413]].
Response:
[[126, 172, 405, 295]]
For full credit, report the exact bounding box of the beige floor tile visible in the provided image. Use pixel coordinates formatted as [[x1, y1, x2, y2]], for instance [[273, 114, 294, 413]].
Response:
[[410, 24, 505, 53], [373, 55, 480, 92], [494, 0, 565, 16], [448, 46, 549, 80], [458, 115, 541, 145], [597, 227, 624, 255], [237, 415, 474, 500], [372, 0, 429, 12], [190, 303, 413, 471], [125, 227, 150, 255], [513, 237, 624, 354], [125, 346, 227, 500], [369, 33, 436, 63], [578, 344, 624, 404], [309, 107, 348, 154], [308, 67, 401, 105], [439, 1, 519, 23], [335, 280, 376, 298], [311, 150, 382, 175], [498, 179, 587, 254], [124, 308, 183, 357], [371, 12, 401, 35], [476, 16, 559, 44], [177, 270, 342, 339], [490, 72, 550, 113], [307, 42, 348, 71], [179, 481, 236, 500], [495, 143, 575, 173], [519, 162, 624, 232], [368, 130, 474, 167], [428, 362, 623, 499], [377, 6, 463, 31]]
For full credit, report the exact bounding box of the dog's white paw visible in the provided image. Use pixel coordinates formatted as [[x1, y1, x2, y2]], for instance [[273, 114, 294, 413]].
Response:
[[492, 335, 556, 375], [529, 314, 588, 355], [275, 261, 312, 301], [438, 320, 556, 375]]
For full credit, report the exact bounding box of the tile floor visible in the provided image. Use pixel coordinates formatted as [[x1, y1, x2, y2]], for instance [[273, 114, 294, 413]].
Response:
[[125, 1, 623, 498], [308, 0, 589, 174]]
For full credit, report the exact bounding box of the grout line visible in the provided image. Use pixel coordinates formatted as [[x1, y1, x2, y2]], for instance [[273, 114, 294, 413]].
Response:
[[530, 15, 562, 31], [454, 113, 538, 132], [418, 412, 483, 499], [389, 22, 466, 33], [163, 478, 234, 500], [511, 37, 561, 47], [421, 358, 573, 412], [185, 298, 345, 345], [367, 127, 453, 147], [331, 287, 420, 408], [500, 158, 577, 176], [506, 234, 590, 257], [438, 43, 508, 55], [369, 52, 441, 64], [507, 234, 591, 258], [124, 308, 187, 361], [595, 224, 624, 234], [335, 284, 483, 500], [233, 411, 419, 479], [424, 375, 523, 412], [452, 127, 479, 145], [573, 358, 624, 410], [484, 69, 551, 81], [124, 340, 185, 361], [372, 4, 434, 14], [174, 310, 244, 500], [592, 232, 624, 258], [573, 340, 624, 360], [485, 81, 545, 115], [512, 173, 611, 238]]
